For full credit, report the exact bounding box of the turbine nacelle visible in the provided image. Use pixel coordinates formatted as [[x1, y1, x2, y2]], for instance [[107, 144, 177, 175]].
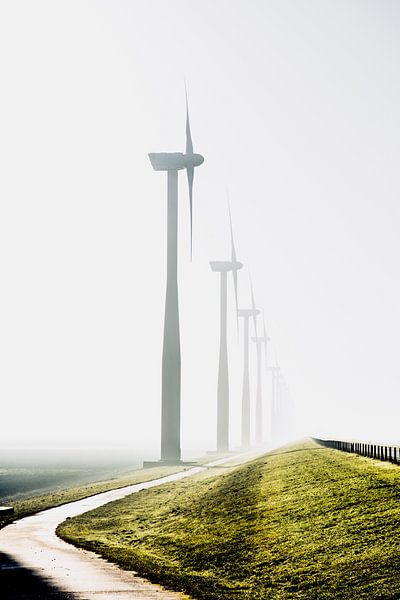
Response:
[[209, 260, 243, 273], [238, 308, 260, 318], [148, 152, 204, 172]]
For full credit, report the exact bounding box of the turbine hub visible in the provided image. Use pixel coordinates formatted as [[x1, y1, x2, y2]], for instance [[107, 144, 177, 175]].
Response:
[[148, 152, 204, 172], [209, 260, 243, 273], [238, 308, 260, 318], [210, 260, 234, 272], [185, 153, 204, 168]]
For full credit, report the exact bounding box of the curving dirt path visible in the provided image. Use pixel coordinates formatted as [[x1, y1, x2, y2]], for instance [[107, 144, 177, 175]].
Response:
[[0, 450, 266, 599]]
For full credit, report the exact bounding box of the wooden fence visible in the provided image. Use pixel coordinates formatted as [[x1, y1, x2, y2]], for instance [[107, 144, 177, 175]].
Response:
[[313, 438, 400, 464]]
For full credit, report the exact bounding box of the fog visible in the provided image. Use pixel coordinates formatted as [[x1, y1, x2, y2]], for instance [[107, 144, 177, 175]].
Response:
[[1, 0, 399, 458]]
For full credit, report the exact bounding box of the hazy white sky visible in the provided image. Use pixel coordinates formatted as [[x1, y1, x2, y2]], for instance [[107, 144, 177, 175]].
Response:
[[1, 0, 400, 452]]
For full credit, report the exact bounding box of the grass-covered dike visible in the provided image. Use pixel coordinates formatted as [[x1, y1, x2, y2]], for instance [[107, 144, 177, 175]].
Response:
[[58, 440, 400, 599]]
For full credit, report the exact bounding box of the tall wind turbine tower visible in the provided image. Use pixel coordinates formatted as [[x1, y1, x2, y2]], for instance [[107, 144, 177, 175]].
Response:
[[238, 280, 259, 447], [210, 207, 243, 452], [148, 97, 204, 464], [252, 318, 270, 445]]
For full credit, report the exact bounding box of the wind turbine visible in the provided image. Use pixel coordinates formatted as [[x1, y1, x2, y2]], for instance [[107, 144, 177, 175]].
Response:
[[238, 278, 259, 448], [210, 205, 243, 453], [277, 372, 286, 441], [262, 318, 271, 440], [147, 96, 204, 464], [268, 356, 280, 442], [263, 318, 271, 373], [252, 316, 270, 445]]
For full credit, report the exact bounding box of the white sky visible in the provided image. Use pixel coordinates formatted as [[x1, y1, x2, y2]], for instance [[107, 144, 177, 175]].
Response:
[[1, 0, 400, 453]]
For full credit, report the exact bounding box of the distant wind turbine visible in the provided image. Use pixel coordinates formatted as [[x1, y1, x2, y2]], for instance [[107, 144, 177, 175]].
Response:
[[263, 317, 271, 440], [238, 277, 259, 447], [148, 95, 204, 464], [210, 204, 243, 452], [263, 318, 271, 373], [276, 372, 286, 440], [252, 316, 270, 445], [268, 356, 280, 442]]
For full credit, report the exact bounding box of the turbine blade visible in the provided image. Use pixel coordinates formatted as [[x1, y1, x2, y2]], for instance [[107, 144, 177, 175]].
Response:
[[228, 198, 239, 335], [185, 87, 194, 258], [250, 276, 258, 338], [228, 199, 237, 264], [185, 90, 193, 155], [232, 269, 239, 334]]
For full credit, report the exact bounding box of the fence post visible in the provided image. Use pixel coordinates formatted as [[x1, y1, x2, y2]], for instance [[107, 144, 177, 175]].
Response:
[[319, 440, 399, 467]]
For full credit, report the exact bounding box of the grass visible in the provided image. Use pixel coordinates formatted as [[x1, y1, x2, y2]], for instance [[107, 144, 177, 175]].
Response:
[[58, 440, 400, 599], [0, 466, 132, 500], [0, 464, 185, 531]]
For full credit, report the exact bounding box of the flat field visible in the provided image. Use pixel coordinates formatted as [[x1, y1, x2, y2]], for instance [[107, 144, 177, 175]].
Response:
[[0, 466, 124, 501], [0, 464, 184, 531], [58, 440, 400, 600]]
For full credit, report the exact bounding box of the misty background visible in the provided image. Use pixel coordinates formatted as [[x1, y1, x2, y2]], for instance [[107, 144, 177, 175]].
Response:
[[1, 0, 399, 459]]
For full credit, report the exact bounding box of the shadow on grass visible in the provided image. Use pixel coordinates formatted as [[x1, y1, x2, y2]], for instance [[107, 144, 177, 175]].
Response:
[[101, 461, 267, 599], [179, 460, 264, 582], [0, 552, 74, 599]]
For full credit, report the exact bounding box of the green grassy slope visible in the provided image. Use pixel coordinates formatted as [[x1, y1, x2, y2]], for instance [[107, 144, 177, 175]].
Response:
[[58, 440, 400, 599], [0, 465, 184, 531]]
